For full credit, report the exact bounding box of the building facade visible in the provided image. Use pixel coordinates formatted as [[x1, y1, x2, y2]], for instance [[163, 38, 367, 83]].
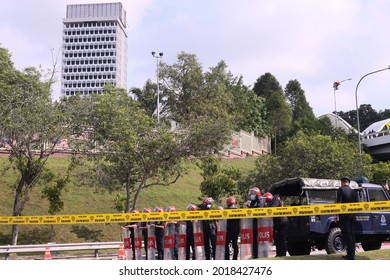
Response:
[[61, 2, 127, 97]]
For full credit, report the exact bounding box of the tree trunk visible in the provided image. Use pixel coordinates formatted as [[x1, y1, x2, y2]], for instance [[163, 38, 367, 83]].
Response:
[[11, 179, 24, 245], [11, 225, 19, 245], [124, 176, 132, 213], [132, 175, 147, 211]]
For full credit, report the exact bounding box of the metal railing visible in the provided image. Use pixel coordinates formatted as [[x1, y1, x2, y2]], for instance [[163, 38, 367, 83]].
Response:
[[0, 241, 121, 260]]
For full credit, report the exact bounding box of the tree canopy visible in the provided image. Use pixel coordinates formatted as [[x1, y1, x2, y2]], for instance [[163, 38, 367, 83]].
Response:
[[0, 46, 80, 244]]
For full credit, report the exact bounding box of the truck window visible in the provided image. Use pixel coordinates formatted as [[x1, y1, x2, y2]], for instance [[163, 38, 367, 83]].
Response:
[[307, 190, 336, 204], [367, 188, 387, 201]]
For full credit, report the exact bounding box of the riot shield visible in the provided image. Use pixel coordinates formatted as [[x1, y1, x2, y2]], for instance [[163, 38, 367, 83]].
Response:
[[192, 220, 206, 260], [122, 227, 132, 260], [133, 227, 143, 260], [163, 223, 176, 260], [240, 218, 254, 260], [147, 225, 156, 260], [215, 220, 227, 260], [177, 222, 187, 260], [257, 217, 273, 258]]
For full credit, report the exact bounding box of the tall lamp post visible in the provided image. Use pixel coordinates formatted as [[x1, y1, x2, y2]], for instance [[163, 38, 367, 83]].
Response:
[[151, 51, 163, 123], [355, 66, 390, 172], [333, 78, 352, 128]]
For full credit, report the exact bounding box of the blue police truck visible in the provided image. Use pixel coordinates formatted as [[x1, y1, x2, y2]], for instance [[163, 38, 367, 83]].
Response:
[[270, 177, 390, 255]]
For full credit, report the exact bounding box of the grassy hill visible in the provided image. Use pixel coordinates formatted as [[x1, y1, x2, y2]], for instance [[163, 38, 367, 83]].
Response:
[[0, 155, 258, 245]]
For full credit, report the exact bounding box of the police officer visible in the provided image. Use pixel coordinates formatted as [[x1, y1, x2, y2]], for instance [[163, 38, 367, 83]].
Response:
[[140, 207, 151, 259], [200, 197, 217, 260], [337, 177, 358, 260], [125, 209, 139, 260], [263, 192, 288, 257], [225, 197, 240, 260], [153, 206, 165, 260], [248, 187, 262, 258], [186, 204, 198, 260]]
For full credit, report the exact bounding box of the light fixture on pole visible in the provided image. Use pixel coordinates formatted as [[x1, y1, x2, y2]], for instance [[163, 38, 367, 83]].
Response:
[[151, 51, 163, 123], [333, 78, 352, 128], [355, 66, 390, 172]]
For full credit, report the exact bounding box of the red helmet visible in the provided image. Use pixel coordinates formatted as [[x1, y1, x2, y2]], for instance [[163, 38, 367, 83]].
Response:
[[226, 196, 237, 206], [202, 197, 215, 205], [187, 204, 198, 211], [166, 206, 176, 212], [263, 192, 273, 202], [131, 209, 139, 213], [248, 187, 261, 198], [154, 206, 164, 212], [142, 207, 151, 213]]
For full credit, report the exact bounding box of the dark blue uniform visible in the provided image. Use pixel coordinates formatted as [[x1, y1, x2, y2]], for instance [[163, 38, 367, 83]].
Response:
[[337, 182, 358, 260]]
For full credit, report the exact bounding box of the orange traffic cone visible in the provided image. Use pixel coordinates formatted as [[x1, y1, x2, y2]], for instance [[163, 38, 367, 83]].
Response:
[[117, 243, 126, 260], [44, 247, 52, 260]]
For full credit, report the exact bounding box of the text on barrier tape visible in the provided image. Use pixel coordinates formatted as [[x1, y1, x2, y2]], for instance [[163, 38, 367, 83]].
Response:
[[1, 201, 390, 225]]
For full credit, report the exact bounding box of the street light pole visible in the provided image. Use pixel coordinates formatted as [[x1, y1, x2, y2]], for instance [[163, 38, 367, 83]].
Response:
[[151, 51, 163, 123], [333, 78, 352, 128], [355, 66, 390, 173]]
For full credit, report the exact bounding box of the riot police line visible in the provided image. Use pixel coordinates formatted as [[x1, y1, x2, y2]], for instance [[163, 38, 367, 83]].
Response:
[[121, 187, 282, 260]]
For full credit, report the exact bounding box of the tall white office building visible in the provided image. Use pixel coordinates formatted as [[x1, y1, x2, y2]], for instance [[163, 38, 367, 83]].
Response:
[[61, 2, 127, 97]]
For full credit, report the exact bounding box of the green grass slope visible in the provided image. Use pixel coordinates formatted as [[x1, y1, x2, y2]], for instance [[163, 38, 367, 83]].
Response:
[[0, 155, 257, 245]]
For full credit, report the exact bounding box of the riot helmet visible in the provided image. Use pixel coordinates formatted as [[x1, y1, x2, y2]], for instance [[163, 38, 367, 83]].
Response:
[[248, 187, 261, 200]]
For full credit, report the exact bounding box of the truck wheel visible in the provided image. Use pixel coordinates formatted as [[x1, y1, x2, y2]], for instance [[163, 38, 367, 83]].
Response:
[[325, 227, 345, 254], [361, 241, 382, 251], [287, 241, 311, 256]]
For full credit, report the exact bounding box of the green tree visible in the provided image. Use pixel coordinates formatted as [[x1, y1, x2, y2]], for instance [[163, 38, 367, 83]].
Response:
[[370, 162, 390, 186], [0, 47, 78, 244], [41, 167, 72, 241], [197, 157, 242, 203], [284, 79, 318, 134], [161, 53, 237, 154], [130, 79, 158, 118], [253, 72, 283, 100], [74, 87, 183, 212], [339, 104, 380, 131], [231, 77, 268, 137], [267, 92, 292, 153], [71, 53, 255, 212], [247, 132, 373, 192], [253, 73, 292, 152]]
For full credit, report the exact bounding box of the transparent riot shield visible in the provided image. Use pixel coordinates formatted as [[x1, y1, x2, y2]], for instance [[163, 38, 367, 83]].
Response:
[[177, 222, 187, 260], [215, 220, 227, 260], [257, 217, 273, 258], [122, 227, 132, 260], [164, 223, 176, 260], [147, 225, 156, 260], [192, 220, 206, 260], [240, 218, 254, 260], [133, 227, 143, 260]]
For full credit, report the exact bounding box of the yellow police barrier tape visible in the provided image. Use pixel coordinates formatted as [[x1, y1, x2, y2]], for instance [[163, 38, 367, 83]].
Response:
[[1, 201, 390, 225]]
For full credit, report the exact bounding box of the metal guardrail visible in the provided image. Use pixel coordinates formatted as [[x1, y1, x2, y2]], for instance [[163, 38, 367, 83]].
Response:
[[0, 241, 121, 260]]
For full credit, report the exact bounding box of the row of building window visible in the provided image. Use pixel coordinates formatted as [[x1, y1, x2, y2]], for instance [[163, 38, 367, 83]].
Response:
[[64, 90, 104, 96], [64, 44, 115, 50], [65, 22, 117, 28], [63, 66, 115, 73], [63, 74, 116, 80], [64, 52, 115, 58], [63, 81, 114, 88], [64, 36, 116, 43], [64, 29, 117, 36], [63, 59, 116, 65]]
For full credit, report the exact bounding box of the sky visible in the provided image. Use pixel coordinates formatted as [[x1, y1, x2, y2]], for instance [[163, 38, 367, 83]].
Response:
[[1, 0, 390, 117]]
